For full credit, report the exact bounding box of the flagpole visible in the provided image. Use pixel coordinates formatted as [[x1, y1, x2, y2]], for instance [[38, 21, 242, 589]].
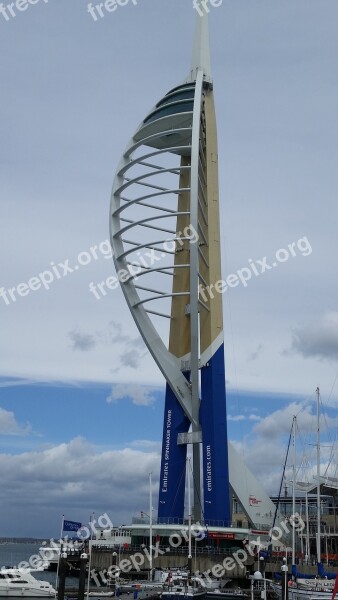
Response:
[[86, 513, 94, 600], [55, 515, 64, 592], [149, 472, 152, 582]]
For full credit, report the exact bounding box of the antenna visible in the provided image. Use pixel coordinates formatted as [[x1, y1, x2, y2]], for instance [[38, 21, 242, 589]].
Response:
[[187, 6, 212, 83]]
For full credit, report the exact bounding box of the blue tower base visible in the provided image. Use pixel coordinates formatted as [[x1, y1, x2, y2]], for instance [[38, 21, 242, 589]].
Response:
[[200, 343, 231, 525], [158, 343, 230, 525], [158, 383, 190, 523]]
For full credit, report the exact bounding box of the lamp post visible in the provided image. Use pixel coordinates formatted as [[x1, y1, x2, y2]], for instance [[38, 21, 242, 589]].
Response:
[[112, 552, 119, 594], [281, 557, 288, 600], [259, 558, 267, 600], [78, 552, 88, 600], [58, 551, 68, 600], [250, 570, 262, 600]]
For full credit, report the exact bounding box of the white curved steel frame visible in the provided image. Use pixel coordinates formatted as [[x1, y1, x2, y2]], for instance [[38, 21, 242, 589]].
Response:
[[110, 73, 206, 437]]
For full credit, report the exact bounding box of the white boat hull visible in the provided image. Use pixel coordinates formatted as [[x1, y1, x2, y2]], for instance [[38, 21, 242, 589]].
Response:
[[271, 582, 333, 600], [0, 588, 56, 597], [162, 584, 206, 600], [0, 569, 56, 597]]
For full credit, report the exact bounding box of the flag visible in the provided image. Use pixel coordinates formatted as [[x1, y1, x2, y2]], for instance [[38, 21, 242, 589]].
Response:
[[331, 572, 338, 600], [63, 519, 82, 532]]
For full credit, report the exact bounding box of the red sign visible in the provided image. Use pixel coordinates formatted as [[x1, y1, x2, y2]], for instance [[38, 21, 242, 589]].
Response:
[[208, 532, 235, 540], [249, 495, 262, 506]]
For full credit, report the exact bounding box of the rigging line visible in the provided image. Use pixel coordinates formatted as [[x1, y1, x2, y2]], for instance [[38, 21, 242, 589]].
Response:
[[294, 419, 306, 481], [319, 396, 331, 436], [297, 446, 312, 485], [321, 394, 336, 478], [295, 417, 311, 461], [326, 367, 338, 407], [270, 423, 293, 541], [295, 420, 315, 486], [294, 395, 316, 455]]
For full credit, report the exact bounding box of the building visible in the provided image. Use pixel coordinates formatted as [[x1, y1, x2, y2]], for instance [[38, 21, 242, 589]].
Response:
[[110, 7, 281, 537]]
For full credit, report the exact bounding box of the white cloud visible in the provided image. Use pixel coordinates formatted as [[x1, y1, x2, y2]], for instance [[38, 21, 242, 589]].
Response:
[[68, 330, 96, 352], [253, 401, 338, 439], [248, 414, 261, 421], [291, 312, 338, 361], [68, 323, 146, 370], [227, 414, 246, 422], [107, 384, 160, 406], [231, 399, 338, 495], [228, 413, 262, 422], [120, 350, 143, 369], [0, 437, 160, 536], [0, 379, 40, 389], [131, 440, 162, 450], [0, 407, 31, 436]]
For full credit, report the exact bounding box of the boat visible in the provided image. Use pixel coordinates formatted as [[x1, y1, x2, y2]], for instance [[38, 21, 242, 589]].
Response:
[[87, 593, 115, 597], [154, 570, 225, 592], [270, 580, 334, 600], [118, 581, 164, 592], [0, 568, 56, 597], [206, 588, 248, 600], [162, 583, 206, 600], [193, 575, 227, 591]]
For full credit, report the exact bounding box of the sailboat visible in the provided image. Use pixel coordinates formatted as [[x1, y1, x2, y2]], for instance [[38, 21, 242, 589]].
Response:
[[271, 389, 336, 600]]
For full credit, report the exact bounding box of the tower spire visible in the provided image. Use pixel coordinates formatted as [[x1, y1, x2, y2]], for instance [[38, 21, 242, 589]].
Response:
[[188, 8, 212, 83]]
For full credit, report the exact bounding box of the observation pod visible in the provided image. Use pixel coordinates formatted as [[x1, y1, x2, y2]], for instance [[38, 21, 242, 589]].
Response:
[[110, 13, 231, 526]]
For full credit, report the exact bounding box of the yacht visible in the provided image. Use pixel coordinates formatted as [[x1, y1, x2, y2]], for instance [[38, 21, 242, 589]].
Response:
[[0, 568, 56, 597]]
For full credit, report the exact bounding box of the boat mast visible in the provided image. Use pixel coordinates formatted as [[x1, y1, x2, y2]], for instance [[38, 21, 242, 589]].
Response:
[[149, 472, 153, 581], [292, 415, 296, 567], [86, 513, 94, 600], [316, 387, 321, 565], [187, 457, 192, 579], [305, 491, 310, 561]]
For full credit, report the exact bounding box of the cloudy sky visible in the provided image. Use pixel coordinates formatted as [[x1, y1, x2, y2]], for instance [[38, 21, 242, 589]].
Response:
[[1, 0, 338, 538]]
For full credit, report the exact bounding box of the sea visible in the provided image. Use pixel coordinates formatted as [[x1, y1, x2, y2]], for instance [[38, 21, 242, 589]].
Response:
[[0, 541, 79, 592]]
